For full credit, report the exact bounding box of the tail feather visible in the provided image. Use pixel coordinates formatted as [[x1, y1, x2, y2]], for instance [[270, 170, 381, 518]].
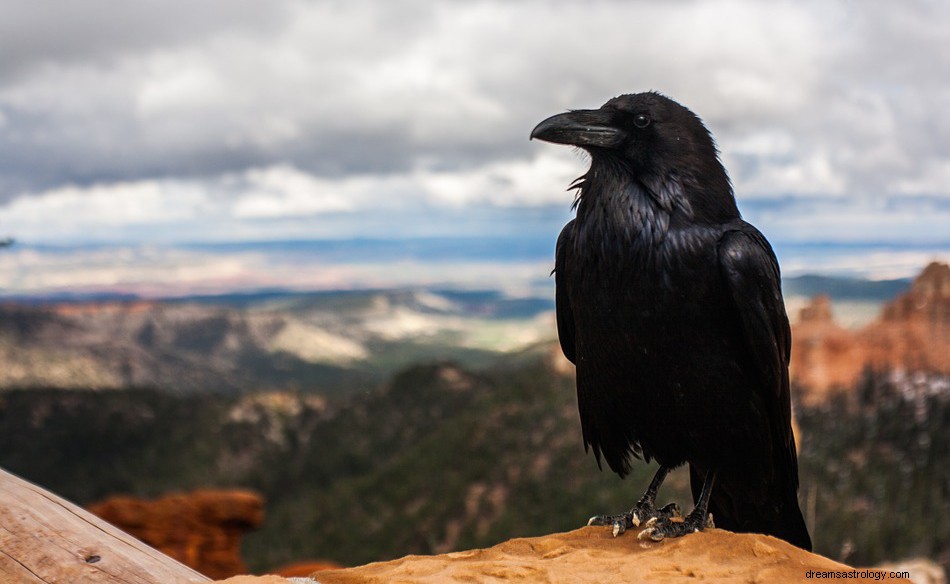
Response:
[[689, 465, 812, 551]]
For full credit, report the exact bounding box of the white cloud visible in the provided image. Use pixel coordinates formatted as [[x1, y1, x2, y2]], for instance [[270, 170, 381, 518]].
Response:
[[893, 160, 950, 196], [779, 249, 950, 281], [136, 60, 230, 118], [0, 243, 556, 298], [229, 166, 356, 218], [414, 150, 582, 208], [0, 155, 583, 242], [0, 245, 254, 295], [731, 150, 849, 197], [3, 180, 207, 227], [744, 196, 950, 245]]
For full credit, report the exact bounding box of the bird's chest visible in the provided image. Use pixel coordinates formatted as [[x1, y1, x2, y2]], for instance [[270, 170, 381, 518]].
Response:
[[568, 223, 720, 327], [565, 182, 736, 366], [565, 219, 741, 453]]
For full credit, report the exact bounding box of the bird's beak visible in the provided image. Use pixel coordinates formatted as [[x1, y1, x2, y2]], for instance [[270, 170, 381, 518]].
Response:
[[530, 109, 624, 149]]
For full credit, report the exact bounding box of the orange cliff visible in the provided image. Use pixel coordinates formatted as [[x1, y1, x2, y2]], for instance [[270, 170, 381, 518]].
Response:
[[214, 526, 908, 584], [88, 489, 264, 580], [790, 261, 950, 403]]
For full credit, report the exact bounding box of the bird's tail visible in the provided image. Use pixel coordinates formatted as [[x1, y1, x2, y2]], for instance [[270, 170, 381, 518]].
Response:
[[689, 464, 812, 551]]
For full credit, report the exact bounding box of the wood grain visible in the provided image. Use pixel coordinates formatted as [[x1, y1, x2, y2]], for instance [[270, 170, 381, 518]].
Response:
[[0, 467, 211, 583]]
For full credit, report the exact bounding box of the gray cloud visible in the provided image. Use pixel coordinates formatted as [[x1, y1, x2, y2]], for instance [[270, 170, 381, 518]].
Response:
[[0, 1, 286, 83], [0, 0, 948, 244]]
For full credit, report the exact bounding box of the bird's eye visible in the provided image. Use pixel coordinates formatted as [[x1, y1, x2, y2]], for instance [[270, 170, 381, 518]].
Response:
[[634, 114, 651, 128]]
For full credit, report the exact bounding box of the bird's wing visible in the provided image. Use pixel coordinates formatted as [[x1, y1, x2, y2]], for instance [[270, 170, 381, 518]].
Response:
[[554, 220, 576, 365], [717, 224, 796, 480]]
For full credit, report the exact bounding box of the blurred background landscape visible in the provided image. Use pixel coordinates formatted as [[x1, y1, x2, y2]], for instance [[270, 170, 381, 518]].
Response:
[[0, 0, 948, 580]]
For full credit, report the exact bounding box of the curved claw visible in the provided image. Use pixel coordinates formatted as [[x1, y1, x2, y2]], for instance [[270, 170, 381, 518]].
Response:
[[588, 514, 621, 527], [659, 502, 682, 518], [612, 520, 626, 537], [638, 527, 664, 541]]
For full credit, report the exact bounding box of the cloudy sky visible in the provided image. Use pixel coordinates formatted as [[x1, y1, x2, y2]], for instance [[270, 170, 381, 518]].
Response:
[[1, 0, 949, 294]]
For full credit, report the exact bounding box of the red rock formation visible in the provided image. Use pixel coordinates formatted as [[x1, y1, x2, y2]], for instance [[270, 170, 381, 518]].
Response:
[[881, 262, 950, 324], [868, 262, 950, 372], [789, 295, 868, 402], [791, 262, 950, 403], [88, 489, 264, 580]]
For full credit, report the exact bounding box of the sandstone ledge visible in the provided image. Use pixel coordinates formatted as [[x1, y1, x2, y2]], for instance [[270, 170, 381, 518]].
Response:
[[217, 526, 911, 583]]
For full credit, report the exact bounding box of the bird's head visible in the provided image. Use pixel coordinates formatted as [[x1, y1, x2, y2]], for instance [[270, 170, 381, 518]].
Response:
[[531, 91, 737, 222]]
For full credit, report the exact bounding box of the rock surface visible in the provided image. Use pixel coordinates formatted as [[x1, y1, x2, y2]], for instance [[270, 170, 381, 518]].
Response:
[[270, 561, 344, 577], [214, 526, 909, 583], [88, 489, 264, 580]]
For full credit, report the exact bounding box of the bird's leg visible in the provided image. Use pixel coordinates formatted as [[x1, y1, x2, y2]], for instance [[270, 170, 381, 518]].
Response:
[[588, 465, 681, 537], [638, 470, 717, 542]]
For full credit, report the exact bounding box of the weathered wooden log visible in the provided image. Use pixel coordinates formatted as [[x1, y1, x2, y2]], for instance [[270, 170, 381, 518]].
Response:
[[0, 467, 211, 583]]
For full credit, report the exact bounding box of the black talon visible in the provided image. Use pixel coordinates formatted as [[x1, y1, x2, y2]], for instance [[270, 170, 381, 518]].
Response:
[[587, 466, 681, 537], [638, 508, 713, 541], [639, 470, 717, 542], [654, 502, 682, 522]]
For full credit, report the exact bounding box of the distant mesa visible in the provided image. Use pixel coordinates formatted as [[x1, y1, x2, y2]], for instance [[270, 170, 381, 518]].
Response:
[[790, 261, 950, 402], [0, 288, 556, 393], [881, 261, 950, 324], [797, 294, 835, 323]]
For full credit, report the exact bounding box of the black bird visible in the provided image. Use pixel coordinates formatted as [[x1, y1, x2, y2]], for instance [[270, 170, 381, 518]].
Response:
[[531, 92, 811, 550]]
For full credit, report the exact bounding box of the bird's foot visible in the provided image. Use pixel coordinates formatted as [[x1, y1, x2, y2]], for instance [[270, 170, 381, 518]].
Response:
[[587, 501, 681, 537], [637, 510, 715, 542]]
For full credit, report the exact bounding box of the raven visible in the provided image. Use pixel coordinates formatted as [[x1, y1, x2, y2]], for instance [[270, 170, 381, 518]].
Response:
[[531, 92, 811, 550]]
